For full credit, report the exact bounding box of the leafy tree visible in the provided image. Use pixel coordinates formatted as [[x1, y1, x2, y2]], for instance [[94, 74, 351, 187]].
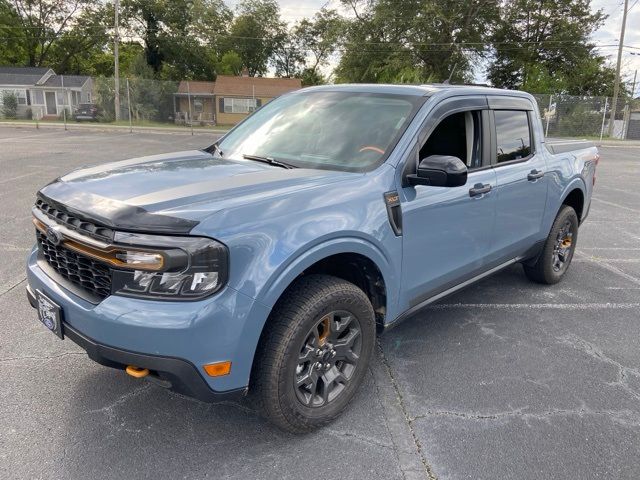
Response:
[[271, 29, 305, 78], [0, 1, 27, 65], [121, 0, 232, 79], [292, 8, 345, 83], [6, 0, 109, 68], [488, 0, 615, 95], [227, 0, 285, 77], [336, 0, 499, 83], [217, 51, 243, 76]]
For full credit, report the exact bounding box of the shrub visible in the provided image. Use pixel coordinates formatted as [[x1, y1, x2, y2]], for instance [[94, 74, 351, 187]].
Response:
[[2, 92, 18, 119]]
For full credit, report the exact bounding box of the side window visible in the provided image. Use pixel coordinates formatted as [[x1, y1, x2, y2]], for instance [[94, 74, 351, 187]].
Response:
[[494, 110, 532, 163], [419, 110, 483, 170]]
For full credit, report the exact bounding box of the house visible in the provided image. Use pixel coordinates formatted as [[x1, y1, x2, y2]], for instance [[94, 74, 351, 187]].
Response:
[[173, 75, 302, 126], [174, 81, 216, 125], [0, 66, 92, 119]]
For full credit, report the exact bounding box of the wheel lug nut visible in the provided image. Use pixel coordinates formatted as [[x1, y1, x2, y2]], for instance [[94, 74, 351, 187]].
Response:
[[324, 363, 331, 369], [331, 351, 336, 357]]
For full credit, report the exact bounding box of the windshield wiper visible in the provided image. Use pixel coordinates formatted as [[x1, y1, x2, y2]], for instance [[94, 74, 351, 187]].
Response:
[[242, 154, 297, 169], [210, 142, 224, 157]]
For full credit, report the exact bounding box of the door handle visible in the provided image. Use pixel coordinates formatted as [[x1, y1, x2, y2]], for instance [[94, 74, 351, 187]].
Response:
[[469, 183, 492, 197], [527, 169, 545, 181]]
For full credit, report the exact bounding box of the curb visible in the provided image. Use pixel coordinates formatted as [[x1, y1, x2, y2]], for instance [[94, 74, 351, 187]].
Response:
[[0, 121, 228, 135]]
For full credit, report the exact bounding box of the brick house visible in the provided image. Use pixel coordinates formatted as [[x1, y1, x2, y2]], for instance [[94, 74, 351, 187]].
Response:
[[174, 75, 302, 126]]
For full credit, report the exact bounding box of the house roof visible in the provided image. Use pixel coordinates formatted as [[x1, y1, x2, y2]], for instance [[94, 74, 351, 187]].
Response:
[[0, 66, 52, 86], [213, 75, 302, 98], [177, 81, 215, 95], [41, 74, 90, 88]]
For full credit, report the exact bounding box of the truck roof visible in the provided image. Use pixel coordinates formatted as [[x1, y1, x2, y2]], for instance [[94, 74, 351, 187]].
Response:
[[298, 83, 535, 100]]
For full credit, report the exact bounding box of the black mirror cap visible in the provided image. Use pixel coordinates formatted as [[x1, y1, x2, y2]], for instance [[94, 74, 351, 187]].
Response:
[[407, 155, 468, 187]]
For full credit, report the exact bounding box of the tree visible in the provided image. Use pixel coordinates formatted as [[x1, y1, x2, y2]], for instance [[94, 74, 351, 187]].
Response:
[[0, 1, 27, 66], [227, 0, 285, 76], [292, 8, 345, 83], [6, 0, 109, 68], [217, 51, 244, 76], [487, 0, 615, 95], [336, 0, 499, 84], [121, 0, 232, 79]]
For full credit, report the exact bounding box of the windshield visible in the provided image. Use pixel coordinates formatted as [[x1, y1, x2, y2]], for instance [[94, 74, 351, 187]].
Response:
[[215, 91, 423, 172]]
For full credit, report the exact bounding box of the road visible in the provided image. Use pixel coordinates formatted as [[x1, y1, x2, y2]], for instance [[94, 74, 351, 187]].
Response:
[[1, 125, 639, 479]]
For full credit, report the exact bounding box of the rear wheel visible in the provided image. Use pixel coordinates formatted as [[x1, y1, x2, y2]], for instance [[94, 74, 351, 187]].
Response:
[[523, 205, 579, 284], [251, 274, 376, 433]]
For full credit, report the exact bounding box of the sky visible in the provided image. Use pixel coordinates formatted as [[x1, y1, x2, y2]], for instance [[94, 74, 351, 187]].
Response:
[[228, 0, 640, 95]]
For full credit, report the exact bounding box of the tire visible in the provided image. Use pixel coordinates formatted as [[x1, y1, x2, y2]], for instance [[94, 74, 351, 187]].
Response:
[[523, 205, 579, 284], [251, 274, 376, 433]]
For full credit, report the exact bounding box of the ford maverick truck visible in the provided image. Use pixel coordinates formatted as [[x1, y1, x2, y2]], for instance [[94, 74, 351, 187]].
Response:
[[26, 84, 598, 432]]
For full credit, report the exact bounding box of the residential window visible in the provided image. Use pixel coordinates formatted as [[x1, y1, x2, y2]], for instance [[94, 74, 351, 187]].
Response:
[[0, 88, 27, 105], [33, 91, 44, 105], [194, 99, 203, 113], [223, 97, 257, 114], [56, 91, 65, 105], [494, 110, 532, 163]]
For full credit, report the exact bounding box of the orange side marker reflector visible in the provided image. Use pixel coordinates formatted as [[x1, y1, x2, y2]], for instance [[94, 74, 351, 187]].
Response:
[[203, 361, 232, 377], [126, 365, 150, 378]]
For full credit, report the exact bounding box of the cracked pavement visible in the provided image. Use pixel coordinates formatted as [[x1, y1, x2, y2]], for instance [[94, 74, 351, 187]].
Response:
[[1, 126, 639, 479]]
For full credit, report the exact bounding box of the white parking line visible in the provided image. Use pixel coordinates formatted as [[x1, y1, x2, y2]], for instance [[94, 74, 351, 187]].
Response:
[[428, 303, 640, 310], [591, 197, 640, 213]]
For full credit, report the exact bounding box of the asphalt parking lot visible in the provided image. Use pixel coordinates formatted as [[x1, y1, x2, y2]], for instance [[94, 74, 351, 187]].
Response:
[[1, 125, 639, 480]]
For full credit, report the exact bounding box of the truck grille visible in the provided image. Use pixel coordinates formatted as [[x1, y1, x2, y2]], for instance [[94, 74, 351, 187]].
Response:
[[36, 230, 112, 300], [36, 198, 114, 242]]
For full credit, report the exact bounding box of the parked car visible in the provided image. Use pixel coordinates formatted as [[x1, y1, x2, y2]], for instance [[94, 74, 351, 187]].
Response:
[[73, 103, 100, 121], [26, 84, 598, 432]]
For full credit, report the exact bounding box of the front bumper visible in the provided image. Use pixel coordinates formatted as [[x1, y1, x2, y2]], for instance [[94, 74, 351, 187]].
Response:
[[26, 247, 271, 397], [27, 285, 244, 401]]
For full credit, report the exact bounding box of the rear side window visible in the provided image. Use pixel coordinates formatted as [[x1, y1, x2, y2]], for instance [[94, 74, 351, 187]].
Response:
[[494, 110, 531, 163]]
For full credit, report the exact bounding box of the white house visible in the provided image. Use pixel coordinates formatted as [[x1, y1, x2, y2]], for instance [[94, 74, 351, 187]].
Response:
[[0, 66, 92, 119]]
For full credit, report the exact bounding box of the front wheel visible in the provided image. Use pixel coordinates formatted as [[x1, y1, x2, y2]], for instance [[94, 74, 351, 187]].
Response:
[[251, 274, 376, 433], [523, 205, 579, 284]]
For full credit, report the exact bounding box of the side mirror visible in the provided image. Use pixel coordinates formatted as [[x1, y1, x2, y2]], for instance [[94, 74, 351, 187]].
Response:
[[406, 155, 468, 187]]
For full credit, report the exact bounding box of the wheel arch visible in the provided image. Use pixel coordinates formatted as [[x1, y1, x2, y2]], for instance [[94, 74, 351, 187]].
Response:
[[560, 182, 586, 221], [257, 238, 394, 326]]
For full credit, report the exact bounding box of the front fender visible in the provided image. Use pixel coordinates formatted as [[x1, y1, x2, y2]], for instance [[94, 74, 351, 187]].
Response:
[[257, 235, 400, 318]]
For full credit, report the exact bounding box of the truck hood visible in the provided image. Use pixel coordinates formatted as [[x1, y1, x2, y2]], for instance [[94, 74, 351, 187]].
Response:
[[38, 150, 352, 233]]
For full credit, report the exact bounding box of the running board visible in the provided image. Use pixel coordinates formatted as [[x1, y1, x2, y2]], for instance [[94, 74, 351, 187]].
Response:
[[385, 257, 522, 331]]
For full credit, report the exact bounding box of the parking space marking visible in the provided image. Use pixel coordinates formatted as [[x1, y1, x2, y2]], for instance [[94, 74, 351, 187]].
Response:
[[574, 251, 640, 286], [427, 303, 640, 310], [574, 258, 640, 263], [591, 197, 640, 213]]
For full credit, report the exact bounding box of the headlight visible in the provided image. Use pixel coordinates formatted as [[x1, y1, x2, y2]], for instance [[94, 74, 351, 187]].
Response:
[[110, 233, 229, 300]]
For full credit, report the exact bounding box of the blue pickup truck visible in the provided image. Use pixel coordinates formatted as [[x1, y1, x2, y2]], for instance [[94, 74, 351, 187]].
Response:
[[26, 84, 598, 432]]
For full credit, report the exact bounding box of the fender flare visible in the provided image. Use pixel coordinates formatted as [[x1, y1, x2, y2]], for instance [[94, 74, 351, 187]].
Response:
[[256, 236, 397, 313], [559, 177, 586, 206]]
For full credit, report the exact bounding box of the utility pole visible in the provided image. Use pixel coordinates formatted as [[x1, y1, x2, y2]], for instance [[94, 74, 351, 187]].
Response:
[[114, 0, 121, 121], [608, 0, 629, 137]]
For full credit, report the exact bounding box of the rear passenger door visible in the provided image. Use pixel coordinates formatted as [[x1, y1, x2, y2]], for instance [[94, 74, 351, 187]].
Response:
[[489, 98, 548, 261]]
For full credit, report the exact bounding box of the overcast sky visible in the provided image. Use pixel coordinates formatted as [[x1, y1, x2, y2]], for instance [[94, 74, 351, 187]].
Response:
[[228, 0, 640, 94]]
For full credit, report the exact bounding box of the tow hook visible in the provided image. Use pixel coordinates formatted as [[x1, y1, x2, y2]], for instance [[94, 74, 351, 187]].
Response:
[[125, 365, 150, 378]]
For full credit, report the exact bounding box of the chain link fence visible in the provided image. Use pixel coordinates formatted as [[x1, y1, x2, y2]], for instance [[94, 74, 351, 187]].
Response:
[[1, 76, 639, 140], [531, 93, 640, 140]]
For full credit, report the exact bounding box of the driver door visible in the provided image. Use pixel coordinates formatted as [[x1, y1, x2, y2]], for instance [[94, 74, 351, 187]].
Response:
[[398, 97, 497, 308]]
